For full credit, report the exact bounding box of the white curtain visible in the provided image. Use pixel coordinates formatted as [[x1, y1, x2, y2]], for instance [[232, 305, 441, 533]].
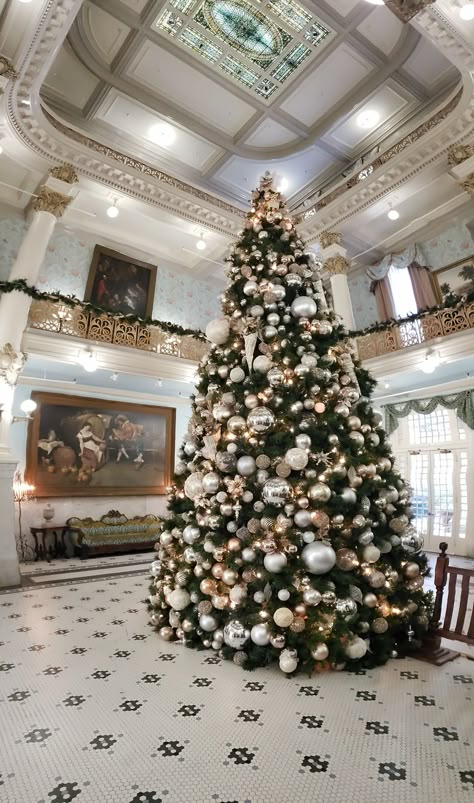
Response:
[[367, 244, 422, 281]]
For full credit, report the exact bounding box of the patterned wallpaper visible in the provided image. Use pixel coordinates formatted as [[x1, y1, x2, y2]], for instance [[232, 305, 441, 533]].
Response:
[[347, 272, 378, 330], [0, 211, 221, 330]]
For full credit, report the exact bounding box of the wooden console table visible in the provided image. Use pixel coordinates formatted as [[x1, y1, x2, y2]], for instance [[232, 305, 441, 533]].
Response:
[[30, 525, 68, 562]]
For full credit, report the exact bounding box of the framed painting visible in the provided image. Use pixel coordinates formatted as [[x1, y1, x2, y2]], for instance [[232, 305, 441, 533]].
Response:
[[432, 256, 474, 301], [84, 245, 157, 318], [26, 392, 175, 497]]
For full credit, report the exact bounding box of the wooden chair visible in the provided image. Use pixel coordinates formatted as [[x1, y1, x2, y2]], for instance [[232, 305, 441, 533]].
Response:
[[417, 542, 474, 665]]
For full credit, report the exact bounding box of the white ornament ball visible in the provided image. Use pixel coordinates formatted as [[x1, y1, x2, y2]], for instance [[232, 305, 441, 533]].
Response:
[[278, 589, 290, 601], [168, 589, 191, 611], [230, 366, 245, 383], [311, 643, 329, 661], [202, 472, 220, 494], [199, 614, 218, 632], [294, 509, 312, 528], [253, 355, 273, 373], [345, 636, 368, 660], [279, 650, 298, 673], [183, 525, 200, 544], [285, 447, 308, 470], [206, 317, 229, 345], [264, 551, 287, 573], [237, 456, 256, 476], [363, 544, 381, 563], [291, 296, 317, 319], [242, 548, 256, 562], [251, 623, 271, 646], [273, 607, 294, 628]]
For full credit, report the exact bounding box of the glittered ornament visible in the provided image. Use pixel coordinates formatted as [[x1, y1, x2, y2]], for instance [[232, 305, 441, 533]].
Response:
[[336, 548, 358, 571], [206, 317, 229, 345], [168, 589, 191, 610], [273, 607, 294, 627], [285, 447, 308, 470], [372, 617, 388, 633], [216, 452, 237, 473], [237, 455, 256, 476], [184, 473, 203, 499], [368, 570, 386, 589], [303, 588, 322, 606], [230, 366, 245, 383]]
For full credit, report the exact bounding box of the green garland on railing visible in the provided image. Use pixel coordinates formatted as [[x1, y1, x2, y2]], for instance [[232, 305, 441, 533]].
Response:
[[348, 290, 474, 338], [0, 279, 207, 341]]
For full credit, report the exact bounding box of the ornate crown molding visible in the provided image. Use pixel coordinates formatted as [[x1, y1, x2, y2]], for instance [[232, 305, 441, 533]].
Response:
[[32, 185, 73, 217], [447, 143, 474, 166], [385, 1, 435, 23], [324, 255, 350, 276], [460, 173, 474, 199], [48, 163, 79, 184], [0, 343, 26, 387]]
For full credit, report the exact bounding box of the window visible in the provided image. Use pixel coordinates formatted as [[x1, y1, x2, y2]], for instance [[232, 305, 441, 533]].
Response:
[[389, 408, 473, 556], [387, 265, 418, 318]]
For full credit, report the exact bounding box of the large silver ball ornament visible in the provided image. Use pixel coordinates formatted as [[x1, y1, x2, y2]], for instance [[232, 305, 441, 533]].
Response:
[[267, 367, 284, 386], [294, 509, 312, 528], [363, 592, 377, 607], [349, 431, 365, 448], [345, 637, 367, 660], [184, 473, 203, 499], [227, 415, 246, 434], [400, 529, 424, 554], [262, 477, 291, 507], [302, 541, 336, 574], [224, 620, 249, 649], [335, 597, 358, 620], [253, 355, 272, 373], [215, 452, 237, 473], [199, 614, 219, 632], [229, 366, 245, 383], [237, 455, 256, 476], [243, 280, 258, 296], [183, 525, 200, 544], [295, 433, 311, 449], [244, 394, 259, 410], [303, 588, 322, 606], [247, 406, 275, 432], [312, 643, 329, 661], [250, 623, 271, 646], [291, 295, 317, 318], [341, 487, 357, 505], [263, 551, 287, 573], [308, 482, 331, 503], [202, 472, 220, 494]]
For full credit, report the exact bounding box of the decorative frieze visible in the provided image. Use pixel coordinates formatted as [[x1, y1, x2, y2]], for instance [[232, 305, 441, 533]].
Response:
[[385, 0, 435, 23], [0, 343, 26, 387], [48, 163, 79, 184]]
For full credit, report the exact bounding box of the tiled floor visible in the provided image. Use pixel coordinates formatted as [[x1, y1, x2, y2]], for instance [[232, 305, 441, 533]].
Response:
[[0, 564, 473, 803]]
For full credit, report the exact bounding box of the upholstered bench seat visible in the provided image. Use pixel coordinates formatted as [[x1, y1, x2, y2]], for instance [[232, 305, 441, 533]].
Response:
[[66, 511, 160, 558]]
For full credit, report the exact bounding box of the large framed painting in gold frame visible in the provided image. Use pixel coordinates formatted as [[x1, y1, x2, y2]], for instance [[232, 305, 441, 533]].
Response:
[[26, 392, 175, 497], [432, 256, 474, 301], [84, 245, 157, 318]]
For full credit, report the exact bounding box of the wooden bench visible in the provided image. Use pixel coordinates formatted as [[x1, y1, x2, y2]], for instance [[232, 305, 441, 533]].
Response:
[[417, 542, 474, 665]]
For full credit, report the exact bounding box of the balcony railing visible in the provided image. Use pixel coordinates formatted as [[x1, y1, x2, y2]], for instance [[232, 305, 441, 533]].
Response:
[[356, 301, 474, 360], [27, 299, 208, 363]]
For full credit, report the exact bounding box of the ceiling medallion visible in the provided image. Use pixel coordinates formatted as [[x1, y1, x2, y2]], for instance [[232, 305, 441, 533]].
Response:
[[199, 0, 287, 66]]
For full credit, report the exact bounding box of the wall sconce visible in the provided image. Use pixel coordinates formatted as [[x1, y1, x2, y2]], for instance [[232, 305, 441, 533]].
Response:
[[12, 398, 37, 423]]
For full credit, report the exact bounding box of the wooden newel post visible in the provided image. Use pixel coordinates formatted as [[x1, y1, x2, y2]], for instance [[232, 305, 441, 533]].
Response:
[[416, 542, 459, 666], [432, 542, 449, 628]]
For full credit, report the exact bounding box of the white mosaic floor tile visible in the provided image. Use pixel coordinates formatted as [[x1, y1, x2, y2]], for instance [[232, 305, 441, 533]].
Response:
[[0, 571, 473, 803]]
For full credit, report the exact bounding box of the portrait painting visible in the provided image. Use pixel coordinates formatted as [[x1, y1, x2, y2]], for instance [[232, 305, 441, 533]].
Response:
[[84, 245, 157, 317], [433, 256, 474, 301], [26, 393, 175, 497]]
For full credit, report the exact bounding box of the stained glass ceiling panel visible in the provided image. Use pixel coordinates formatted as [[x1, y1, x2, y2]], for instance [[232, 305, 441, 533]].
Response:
[[154, 0, 331, 103]]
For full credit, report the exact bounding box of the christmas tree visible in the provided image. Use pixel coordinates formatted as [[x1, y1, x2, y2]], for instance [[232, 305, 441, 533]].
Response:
[[148, 174, 431, 674]]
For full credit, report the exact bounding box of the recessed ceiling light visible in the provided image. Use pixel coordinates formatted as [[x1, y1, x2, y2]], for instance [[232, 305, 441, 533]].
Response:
[[148, 122, 176, 147], [357, 109, 380, 128], [196, 234, 207, 251], [106, 200, 119, 218], [365, 0, 385, 5], [388, 208, 400, 221], [460, 4, 474, 20]]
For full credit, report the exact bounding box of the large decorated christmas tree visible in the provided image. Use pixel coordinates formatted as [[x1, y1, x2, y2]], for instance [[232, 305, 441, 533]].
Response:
[[148, 174, 431, 674]]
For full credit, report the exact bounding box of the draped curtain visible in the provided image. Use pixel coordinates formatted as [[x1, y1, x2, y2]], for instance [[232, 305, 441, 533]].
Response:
[[384, 390, 474, 435], [368, 245, 436, 320]]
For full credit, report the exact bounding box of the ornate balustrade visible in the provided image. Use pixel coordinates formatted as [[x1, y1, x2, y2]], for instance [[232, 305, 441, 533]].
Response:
[[27, 299, 208, 363], [356, 301, 474, 360]]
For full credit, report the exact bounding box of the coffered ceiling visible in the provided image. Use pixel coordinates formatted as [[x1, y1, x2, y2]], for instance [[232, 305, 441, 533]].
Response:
[[40, 0, 458, 207]]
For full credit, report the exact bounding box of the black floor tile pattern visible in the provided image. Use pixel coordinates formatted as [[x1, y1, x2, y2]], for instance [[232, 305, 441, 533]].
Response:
[[0, 572, 473, 802]]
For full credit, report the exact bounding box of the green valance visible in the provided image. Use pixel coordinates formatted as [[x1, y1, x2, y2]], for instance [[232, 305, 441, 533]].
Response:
[[384, 390, 474, 435]]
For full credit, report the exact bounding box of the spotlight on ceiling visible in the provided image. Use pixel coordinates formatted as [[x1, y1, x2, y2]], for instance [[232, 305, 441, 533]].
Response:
[[196, 234, 207, 251], [460, 4, 474, 20], [388, 208, 400, 221], [78, 349, 98, 373], [148, 122, 176, 147], [357, 109, 380, 128], [420, 351, 441, 374], [106, 200, 119, 219]]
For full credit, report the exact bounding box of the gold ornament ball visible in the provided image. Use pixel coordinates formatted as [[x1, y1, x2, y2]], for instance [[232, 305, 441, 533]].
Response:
[[336, 548, 359, 571], [159, 626, 174, 641], [363, 592, 378, 607], [368, 570, 386, 589], [404, 562, 420, 579], [212, 562, 225, 579], [212, 594, 229, 610], [294, 603, 307, 617], [406, 575, 424, 592], [200, 578, 216, 595], [372, 617, 389, 634], [227, 538, 241, 552], [273, 607, 294, 628], [290, 616, 305, 633]]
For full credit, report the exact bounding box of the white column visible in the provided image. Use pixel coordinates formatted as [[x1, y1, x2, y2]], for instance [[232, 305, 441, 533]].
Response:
[[0, 166, 78, 586], [319, 232, 355, 331]]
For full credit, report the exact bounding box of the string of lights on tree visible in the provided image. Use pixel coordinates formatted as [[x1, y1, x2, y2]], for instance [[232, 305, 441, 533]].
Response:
[[147, 173, 431, 675]]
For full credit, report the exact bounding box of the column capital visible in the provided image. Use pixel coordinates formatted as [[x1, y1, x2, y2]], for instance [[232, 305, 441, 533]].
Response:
[[48, 163, 79, 184], [385, 0, 434, 23], [460, 173, 474, 199], [32, 185, 73, 217], [319, 231, 342, 250], [0, 343, 26, 387], [325, 255, 351, 276]]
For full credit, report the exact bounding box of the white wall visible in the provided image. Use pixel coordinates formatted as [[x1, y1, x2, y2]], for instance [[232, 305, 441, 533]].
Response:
[[10, 381, 191, 558]]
